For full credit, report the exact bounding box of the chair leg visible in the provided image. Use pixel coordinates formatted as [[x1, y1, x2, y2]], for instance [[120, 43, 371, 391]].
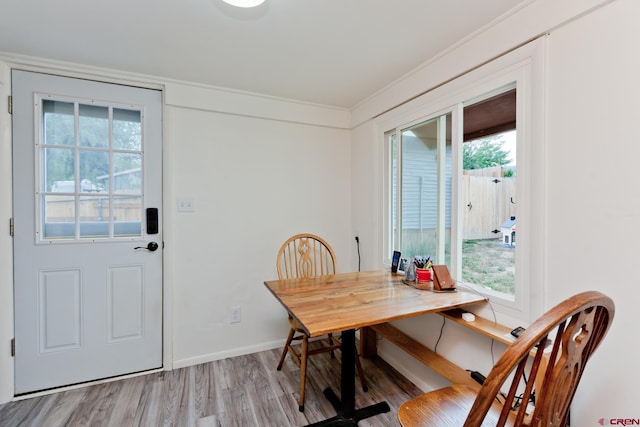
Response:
[[277, 328, 296, 371], [298, 335, 309, 412], [328, 333, 336, 358], [354, 345, 368, 392]]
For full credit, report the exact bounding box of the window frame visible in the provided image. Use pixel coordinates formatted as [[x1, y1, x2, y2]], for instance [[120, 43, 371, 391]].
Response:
[[378, 39, 544, 322]]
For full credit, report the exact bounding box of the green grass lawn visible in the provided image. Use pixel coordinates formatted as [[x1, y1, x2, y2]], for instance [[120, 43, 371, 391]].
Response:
[[461, 238, 515, 294]]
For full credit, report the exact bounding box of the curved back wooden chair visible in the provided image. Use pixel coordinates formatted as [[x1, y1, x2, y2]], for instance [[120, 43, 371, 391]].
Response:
[[275, 233, 367, 412], [398, 291, 615, 427], [276, 233, 337, 279]]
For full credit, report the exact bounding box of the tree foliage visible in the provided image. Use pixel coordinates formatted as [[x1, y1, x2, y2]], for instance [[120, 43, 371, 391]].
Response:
[[463, 135, 511, 171]]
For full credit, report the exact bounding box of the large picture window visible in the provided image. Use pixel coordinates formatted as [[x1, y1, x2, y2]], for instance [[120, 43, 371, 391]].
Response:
[[389, 87, 517, 298], [381, 39, 544, 321]]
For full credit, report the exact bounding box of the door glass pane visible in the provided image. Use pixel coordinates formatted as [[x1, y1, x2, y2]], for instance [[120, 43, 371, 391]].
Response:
[[79, 150, 109, 193], [79, 104, 108, 148], [114, 196, 142, 237], [113, 153, 142, 194], [79, 195, 109, 238], [113, 108, 141, 151], [45, 147, 75, 192], [43, 100, 74, 146], [42, 195, 75, 239]]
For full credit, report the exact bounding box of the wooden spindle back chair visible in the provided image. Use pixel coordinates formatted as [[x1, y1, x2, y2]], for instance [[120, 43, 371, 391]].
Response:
[[398, 291, 615, 427], [276, 233, 336, 279], [275, 233, 367, 412]]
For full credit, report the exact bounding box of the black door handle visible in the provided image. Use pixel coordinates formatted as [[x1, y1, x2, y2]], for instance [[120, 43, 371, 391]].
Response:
[[135, 242, 159, 252]]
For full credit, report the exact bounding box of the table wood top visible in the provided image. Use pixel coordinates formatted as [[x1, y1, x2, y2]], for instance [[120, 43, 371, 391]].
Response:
[[264, 270, 487, 337]]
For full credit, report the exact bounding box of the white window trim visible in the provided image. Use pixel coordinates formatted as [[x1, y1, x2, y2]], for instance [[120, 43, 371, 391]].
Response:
[[377, 38, 545, 323]]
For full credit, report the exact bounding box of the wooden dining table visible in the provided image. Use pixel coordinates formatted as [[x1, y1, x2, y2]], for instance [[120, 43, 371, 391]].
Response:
[[264, 270, 487, 426]]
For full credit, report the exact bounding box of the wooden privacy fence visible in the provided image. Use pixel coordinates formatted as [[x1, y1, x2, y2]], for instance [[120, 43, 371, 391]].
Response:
[[462, 171, 516, 240], [45, 194, 141, 222]]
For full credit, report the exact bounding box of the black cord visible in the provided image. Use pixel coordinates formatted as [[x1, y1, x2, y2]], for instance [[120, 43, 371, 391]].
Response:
[[522, 371, 536, 404], [433, 316, 446, 354], [455, 279, 499, 365], [455, 279, 498, 324], [355, 236, 361, 272]]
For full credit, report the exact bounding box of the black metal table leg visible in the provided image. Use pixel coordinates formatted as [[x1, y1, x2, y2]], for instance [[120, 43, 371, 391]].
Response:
[[305, 329, 390, 426]]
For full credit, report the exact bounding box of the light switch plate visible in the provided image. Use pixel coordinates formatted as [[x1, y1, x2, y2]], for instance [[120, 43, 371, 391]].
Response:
[[177, 197, 195, 212]]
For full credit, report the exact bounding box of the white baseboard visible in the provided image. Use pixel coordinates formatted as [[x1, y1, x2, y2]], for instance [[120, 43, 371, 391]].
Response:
[[172, 333, 352, 370], [172, 339, 285, 369]]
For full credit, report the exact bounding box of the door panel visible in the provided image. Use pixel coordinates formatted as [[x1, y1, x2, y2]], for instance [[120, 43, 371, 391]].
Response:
[[108, 266, 144, 341], [39, 269, 82, 352], [12, 70, 163, 394]]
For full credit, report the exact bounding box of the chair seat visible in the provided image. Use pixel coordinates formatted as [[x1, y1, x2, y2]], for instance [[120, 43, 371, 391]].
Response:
[[398, 385, 515, 427]]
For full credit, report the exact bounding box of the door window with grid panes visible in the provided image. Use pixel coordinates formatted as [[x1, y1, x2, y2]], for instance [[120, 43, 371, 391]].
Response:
[[39, 97, 144, 241]]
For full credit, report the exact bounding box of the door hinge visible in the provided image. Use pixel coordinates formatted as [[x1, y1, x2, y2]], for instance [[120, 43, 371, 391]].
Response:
[[9, 218, 14, 237], [11, 338, 15, 357], [8, 95, 12, 114]]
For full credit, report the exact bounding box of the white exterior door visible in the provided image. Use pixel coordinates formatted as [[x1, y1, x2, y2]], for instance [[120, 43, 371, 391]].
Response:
[[12, 70, 163, 394]]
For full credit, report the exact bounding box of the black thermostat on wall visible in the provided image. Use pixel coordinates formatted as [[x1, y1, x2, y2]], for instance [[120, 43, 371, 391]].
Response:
[[391, 251, 401, 273]]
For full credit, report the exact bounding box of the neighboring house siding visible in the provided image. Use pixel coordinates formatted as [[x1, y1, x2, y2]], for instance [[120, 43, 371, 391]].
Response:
[[402, 135, 452, 230]]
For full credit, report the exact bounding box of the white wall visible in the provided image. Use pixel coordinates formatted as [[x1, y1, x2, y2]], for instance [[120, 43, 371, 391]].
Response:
[[350, 122, 383, 270], [545, 0, 639, 421], [163, 83, 353, 367], [351, 0, 637, 424]]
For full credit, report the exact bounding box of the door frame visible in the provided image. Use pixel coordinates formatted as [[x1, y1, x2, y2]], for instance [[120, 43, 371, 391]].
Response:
[[0, 62, 174, 403]]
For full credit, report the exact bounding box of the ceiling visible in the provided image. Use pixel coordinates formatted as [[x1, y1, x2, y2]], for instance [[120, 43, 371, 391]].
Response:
[[0, 0, 525, 109]]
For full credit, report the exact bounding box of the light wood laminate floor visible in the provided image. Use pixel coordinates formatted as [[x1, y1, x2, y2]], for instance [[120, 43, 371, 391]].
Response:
[[0, 343, 422, 426]]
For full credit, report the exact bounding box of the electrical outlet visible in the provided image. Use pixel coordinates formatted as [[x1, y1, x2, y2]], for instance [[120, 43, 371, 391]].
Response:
[[230, 306, 241, 324]]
